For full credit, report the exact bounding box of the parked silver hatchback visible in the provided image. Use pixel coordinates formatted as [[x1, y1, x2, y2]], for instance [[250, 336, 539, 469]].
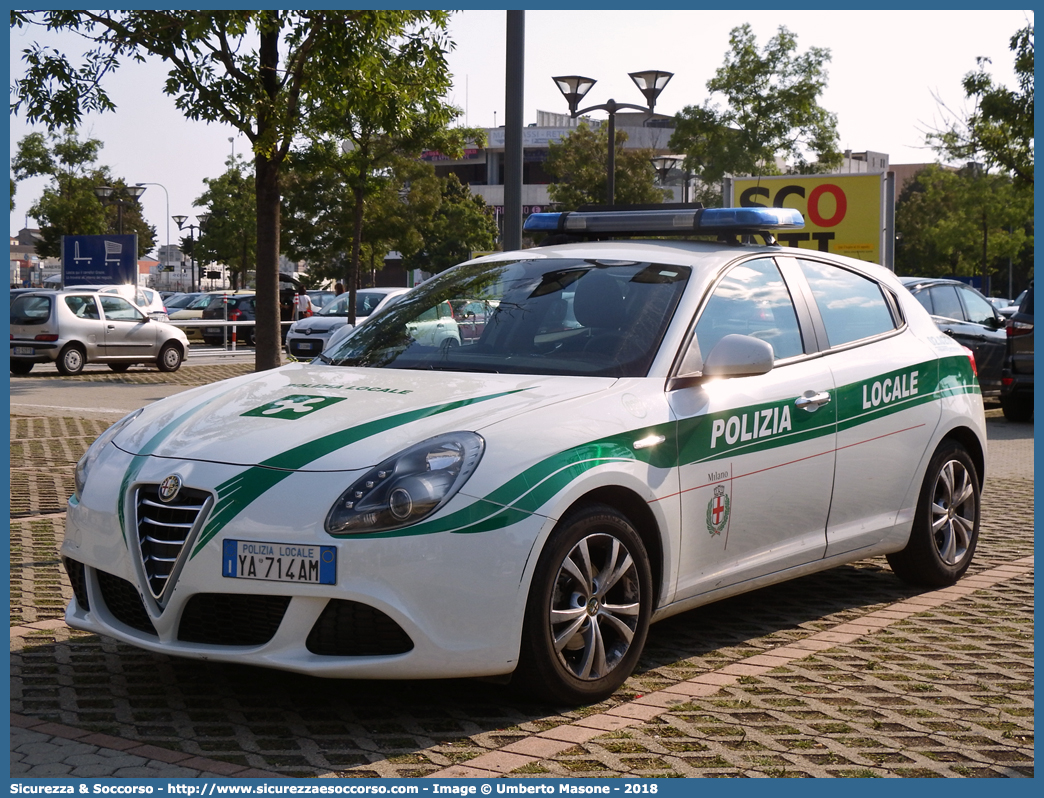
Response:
[[10, 289, 190, 375]]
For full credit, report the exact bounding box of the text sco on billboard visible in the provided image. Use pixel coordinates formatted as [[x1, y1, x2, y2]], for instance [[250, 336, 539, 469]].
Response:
[[731, 173, 885, 263]]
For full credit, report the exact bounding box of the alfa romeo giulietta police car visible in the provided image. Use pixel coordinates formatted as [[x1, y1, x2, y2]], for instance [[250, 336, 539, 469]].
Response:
[[63, 206, 986, 704]]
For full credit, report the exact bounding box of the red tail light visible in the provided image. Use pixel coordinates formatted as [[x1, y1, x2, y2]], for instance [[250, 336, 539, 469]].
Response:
[[34, 334, 59, 342], [229, 310, 242, 321], [1006, 319, 1033, 337], [961, 345, 978, 376]]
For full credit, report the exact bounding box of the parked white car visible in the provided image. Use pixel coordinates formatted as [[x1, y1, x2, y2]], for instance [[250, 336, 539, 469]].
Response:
[[285, 287, 409, 360], [71, 284, 170, 321], [62, 207, 986, 704]]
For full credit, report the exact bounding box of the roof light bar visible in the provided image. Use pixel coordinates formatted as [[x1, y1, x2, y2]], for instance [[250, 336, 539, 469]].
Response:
[[524, 206, 804, 237]]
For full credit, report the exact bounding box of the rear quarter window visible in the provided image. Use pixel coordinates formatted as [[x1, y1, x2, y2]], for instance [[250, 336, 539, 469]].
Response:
[[11, 295, 52, 325]]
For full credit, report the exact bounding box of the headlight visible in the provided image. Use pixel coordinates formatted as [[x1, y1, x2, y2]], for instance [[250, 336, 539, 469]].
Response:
[[74, 408, 143, 501], [325, 432, 484, 535]]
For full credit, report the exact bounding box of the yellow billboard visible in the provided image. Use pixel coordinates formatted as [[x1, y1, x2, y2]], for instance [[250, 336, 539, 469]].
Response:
[[729, 173, 885, 263]]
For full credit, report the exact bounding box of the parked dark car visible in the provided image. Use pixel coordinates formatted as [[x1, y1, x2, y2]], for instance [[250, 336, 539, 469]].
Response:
[[201, 292, 258, 346], [1000, 282, 1033, 421], [999, 288, 1029, 318], [201, 278, 302, 346], [900, 277, 1007, 396]]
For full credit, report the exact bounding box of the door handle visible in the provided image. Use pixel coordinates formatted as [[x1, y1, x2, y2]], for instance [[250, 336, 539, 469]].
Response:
[[795, 390, 831, 411]]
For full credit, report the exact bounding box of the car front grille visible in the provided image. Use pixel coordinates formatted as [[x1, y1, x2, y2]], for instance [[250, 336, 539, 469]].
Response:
[[97, 569, 158, 636], [306, 599, 414, 656], [135, 483, 211, 603], [178, 593, 292, 646]]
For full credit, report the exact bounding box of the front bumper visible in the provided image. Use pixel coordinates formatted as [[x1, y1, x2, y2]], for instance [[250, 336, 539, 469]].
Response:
[[61, 450, 546, 680]]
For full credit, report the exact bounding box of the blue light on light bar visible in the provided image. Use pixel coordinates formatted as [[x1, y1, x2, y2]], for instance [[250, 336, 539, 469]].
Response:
[[523, 206, 804, 237]]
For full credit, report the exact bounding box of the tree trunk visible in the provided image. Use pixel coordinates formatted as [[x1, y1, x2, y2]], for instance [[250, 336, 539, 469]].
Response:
[[253, 26, 282, 372], [347, 183, 365, 326], [254, 154, 281, 370]]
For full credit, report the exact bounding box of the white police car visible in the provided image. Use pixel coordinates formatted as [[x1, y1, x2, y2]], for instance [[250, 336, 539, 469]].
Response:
[[63, 207, 986, 704]]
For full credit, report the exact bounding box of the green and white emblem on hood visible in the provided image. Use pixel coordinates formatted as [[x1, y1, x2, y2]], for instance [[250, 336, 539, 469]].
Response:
[[242, 394, 346, 419]]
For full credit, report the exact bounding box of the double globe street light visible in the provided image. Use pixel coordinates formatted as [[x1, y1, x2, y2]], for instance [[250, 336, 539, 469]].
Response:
[[93, 184, 147, 235], [552, 70, 673, 206], [172, 213, 210, 292]]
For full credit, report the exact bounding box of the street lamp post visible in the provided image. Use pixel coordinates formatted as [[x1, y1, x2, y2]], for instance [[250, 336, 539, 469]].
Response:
[[552, 70, 673, 206], [136, 182, 170, 282], [172, 214, 210, 292], [93, 184, 147, 235]]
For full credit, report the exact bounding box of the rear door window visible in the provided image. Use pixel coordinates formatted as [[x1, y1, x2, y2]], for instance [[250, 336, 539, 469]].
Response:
[[64, 295, 100, 320], [797, 259, 897, 347], [927, 285, 965, 321]]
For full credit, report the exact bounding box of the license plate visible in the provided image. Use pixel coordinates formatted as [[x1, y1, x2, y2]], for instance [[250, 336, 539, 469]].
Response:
[[297, 342, 315, 350], [13, 347, 34, 356], [205, 327, 221, 335], [222, 539, 336, 585]]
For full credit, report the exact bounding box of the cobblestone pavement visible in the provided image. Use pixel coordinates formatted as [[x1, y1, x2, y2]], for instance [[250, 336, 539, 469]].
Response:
[[9, 402, 1033, 778]]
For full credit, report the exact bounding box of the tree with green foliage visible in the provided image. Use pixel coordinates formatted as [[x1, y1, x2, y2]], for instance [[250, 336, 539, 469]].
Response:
[[11, 130, 155, 258], [399, 173, 499, 275], [895, 164, 1033, 293], [670, 24, 841, 205], [283, 150, 430, 290], [284, 152, 496, 297], [930, 23, 1033, 187], [193, 156, 255, 289], [300, 66, 479, 323], [545, 122, 667, 210], [11, 10, 459, 370]]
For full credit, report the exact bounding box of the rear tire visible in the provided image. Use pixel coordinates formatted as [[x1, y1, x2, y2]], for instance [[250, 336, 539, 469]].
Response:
[[10, 361, 33, 375], [157, 343, 183, 372], [1000, 392, 1033, 422], [56, 344, 86, 376], [516, 504, 652, 705], [887, 441, 980, 587]]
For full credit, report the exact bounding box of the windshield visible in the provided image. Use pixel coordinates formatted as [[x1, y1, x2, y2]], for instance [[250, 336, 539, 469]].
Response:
[[319, 291, 396, 318], [320, 258, 690, 377]]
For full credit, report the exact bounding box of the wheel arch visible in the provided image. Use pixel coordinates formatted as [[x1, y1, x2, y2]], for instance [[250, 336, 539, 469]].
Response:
[[563, 485, 665, 612], [941, 425, 986, 486], [161, 338, 186, 356]]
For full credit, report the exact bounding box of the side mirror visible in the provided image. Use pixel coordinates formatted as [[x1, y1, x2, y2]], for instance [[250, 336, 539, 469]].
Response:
[[669, 334, 774, 390], [703, 334, 775, 377]]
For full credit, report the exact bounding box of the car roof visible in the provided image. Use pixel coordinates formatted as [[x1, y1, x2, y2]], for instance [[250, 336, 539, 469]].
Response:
[[899, 276, 966, 289], [359, 286, 408, 295]]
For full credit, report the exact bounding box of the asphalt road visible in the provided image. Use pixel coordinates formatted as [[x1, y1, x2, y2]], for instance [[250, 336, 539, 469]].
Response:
[[9, 346, 261, 419]]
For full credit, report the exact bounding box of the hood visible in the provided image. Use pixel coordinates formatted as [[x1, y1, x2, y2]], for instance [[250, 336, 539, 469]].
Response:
[[290, 316, 348, 334], [113, 362, 614, 471]]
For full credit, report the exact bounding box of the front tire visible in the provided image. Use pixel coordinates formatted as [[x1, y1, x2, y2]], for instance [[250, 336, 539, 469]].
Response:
[[887, 441, 980, 587], [157, 343, 183, 372], [517, 504, 652, 705], [56, 344, 85, 376]]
